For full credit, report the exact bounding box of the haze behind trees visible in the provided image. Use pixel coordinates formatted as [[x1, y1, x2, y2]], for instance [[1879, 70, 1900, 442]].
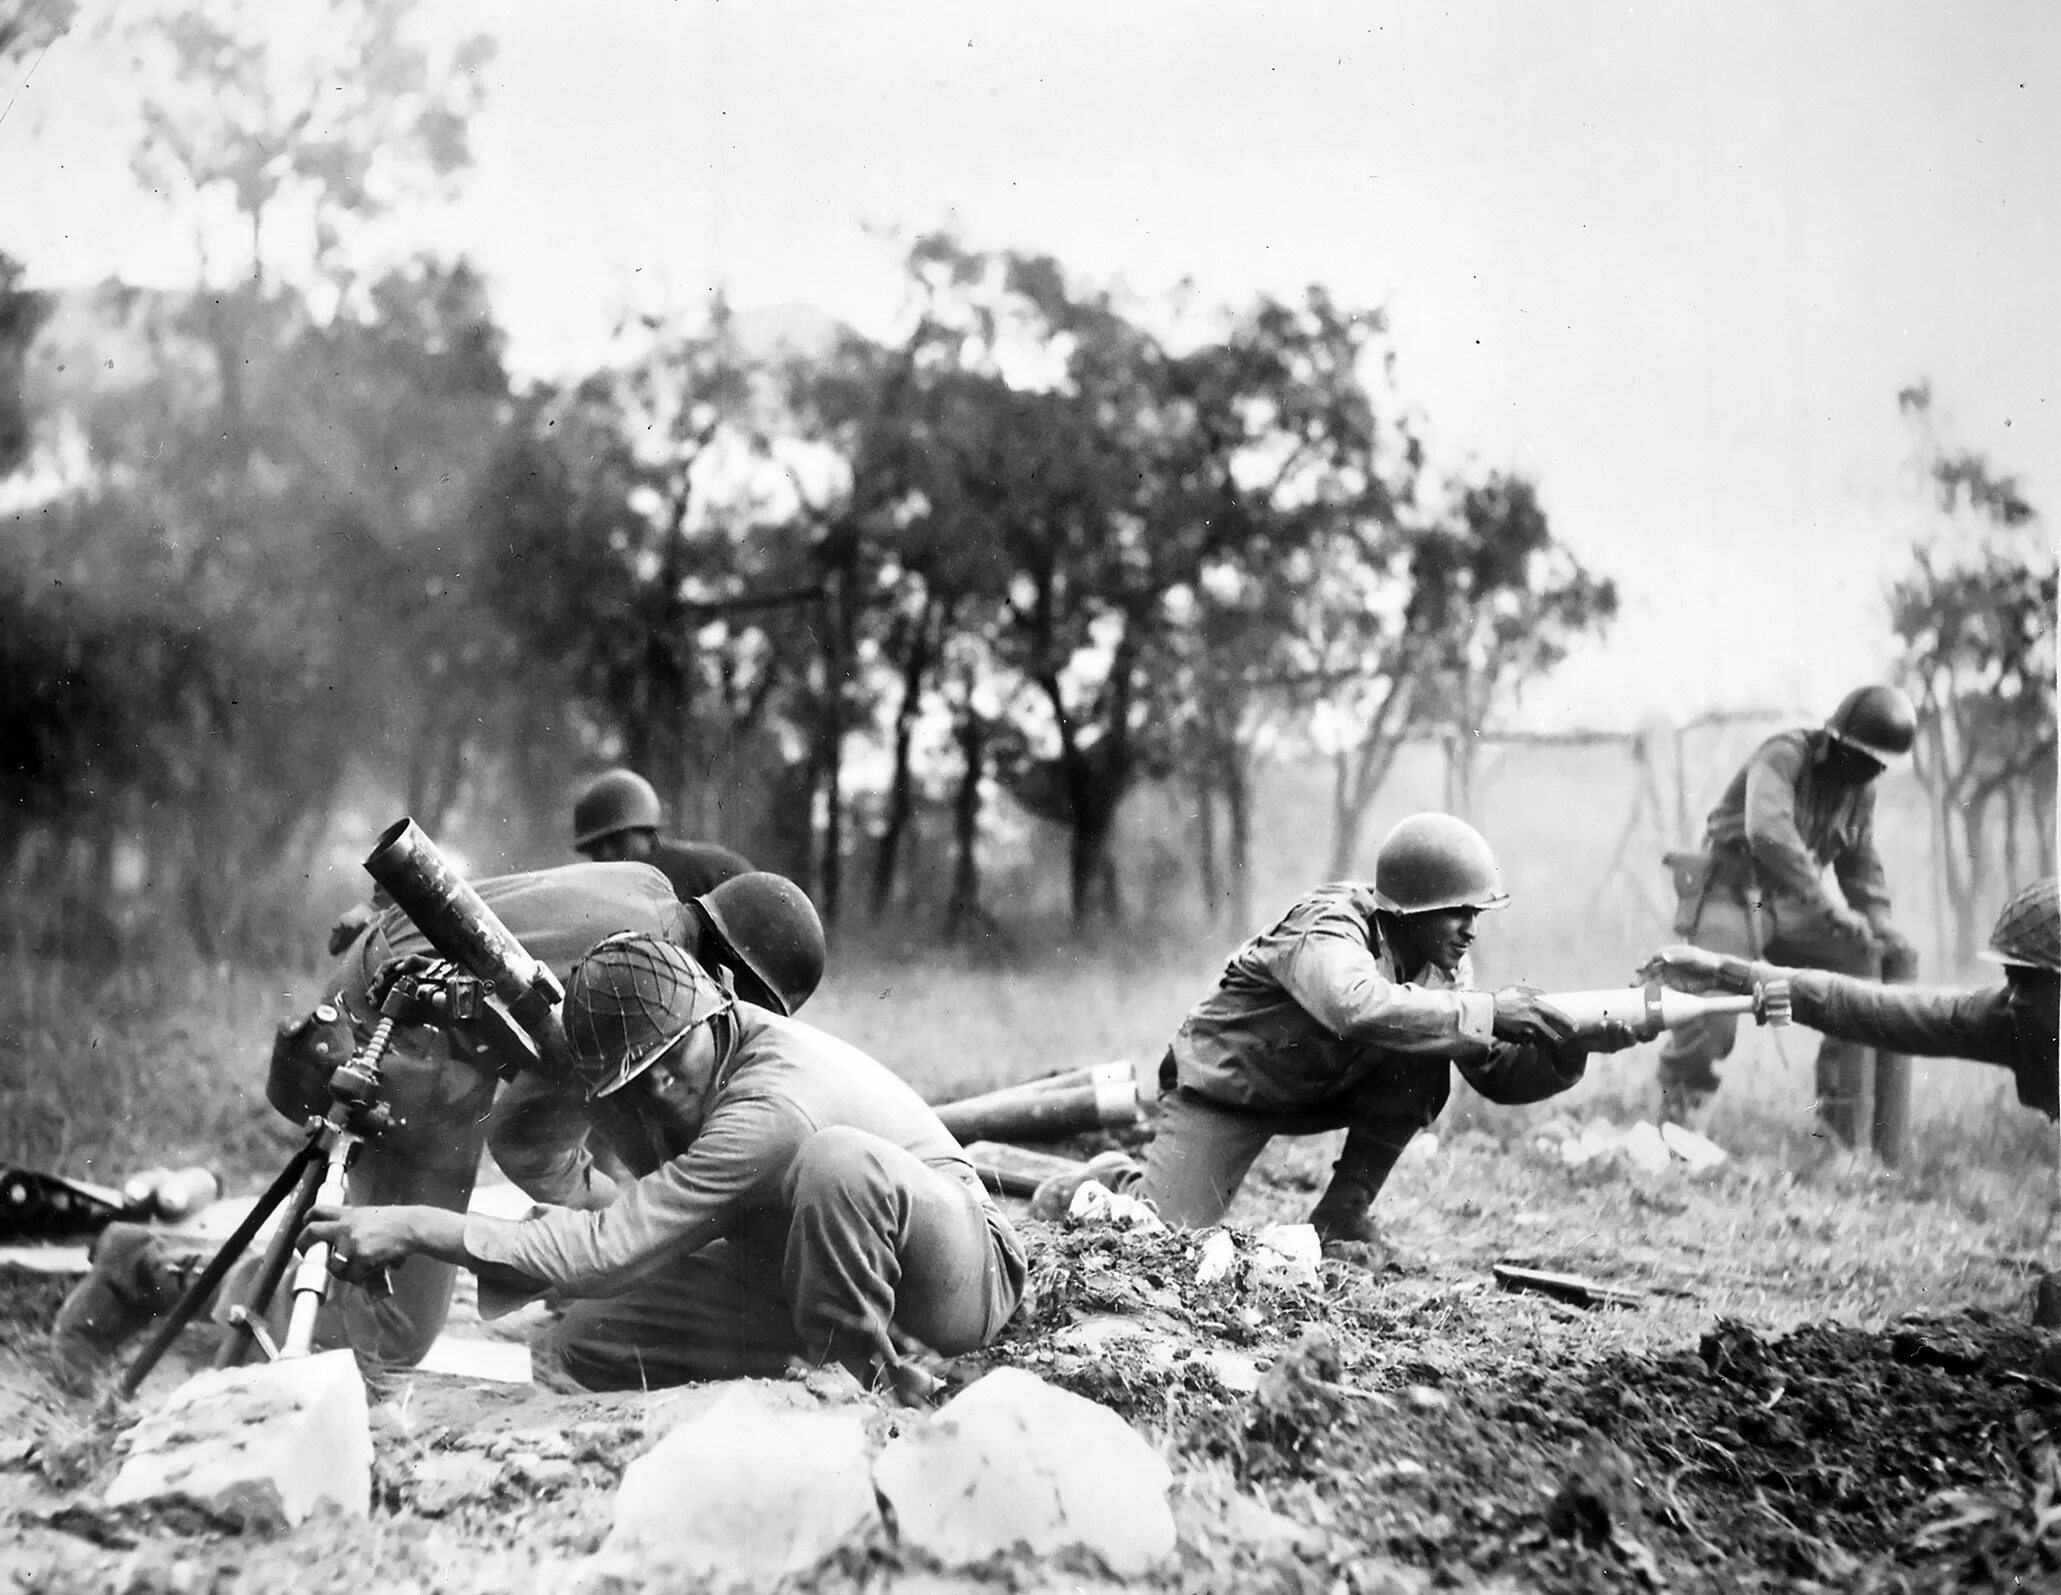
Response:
[[0, 0, 2049, 972]]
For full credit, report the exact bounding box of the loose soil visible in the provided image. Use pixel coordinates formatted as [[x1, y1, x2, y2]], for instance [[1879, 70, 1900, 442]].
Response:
[[3, 1124, 2057, 1594]]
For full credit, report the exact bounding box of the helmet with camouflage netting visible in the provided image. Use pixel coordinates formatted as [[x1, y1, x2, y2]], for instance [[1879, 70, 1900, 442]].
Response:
[[562, 933, 734, 1098], [1982, 878, 2060, 974]]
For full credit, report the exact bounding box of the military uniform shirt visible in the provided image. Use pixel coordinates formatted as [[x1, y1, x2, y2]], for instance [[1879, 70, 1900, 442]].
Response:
[[1167, 881, 1583, 1112], [1704, 729, 1891, 918], [462, 1007, 1023, 1295], [1786, 970, 2054, 1117]]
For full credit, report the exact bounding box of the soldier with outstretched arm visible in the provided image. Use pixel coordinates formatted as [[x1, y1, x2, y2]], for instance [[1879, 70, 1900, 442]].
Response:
[[1033, 813, 1642, 1257], [1646, 877, 2060, 1122]]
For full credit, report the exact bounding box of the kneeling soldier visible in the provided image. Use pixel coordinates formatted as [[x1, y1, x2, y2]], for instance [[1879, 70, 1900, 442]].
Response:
[[1036, 813, 1637, 1259], [304, 934, 1027, 1397]]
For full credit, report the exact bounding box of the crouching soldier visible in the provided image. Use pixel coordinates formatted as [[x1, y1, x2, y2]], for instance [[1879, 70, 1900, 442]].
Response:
[[48, 864, 826, 1387], [302, 934, 1028, 1399], [1034, 813, 1638, 1260], [1645, 876, 2059, 1123]]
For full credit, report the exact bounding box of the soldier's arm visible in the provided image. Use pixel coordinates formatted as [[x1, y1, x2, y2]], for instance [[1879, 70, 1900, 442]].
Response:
[[1741, 741, 1835, 906], [1789, 970, 2016, 1065], [1274, 916, 1496, 1055], [458, 1095, 797, 1296], [1832, 795, 1894, 921], [1457, 1042, 1589, 1105]]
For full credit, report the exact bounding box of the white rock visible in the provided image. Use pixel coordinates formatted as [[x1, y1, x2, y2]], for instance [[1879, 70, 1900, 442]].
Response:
[[1660, 1121, 1729, 1171], [1397, 1132, 1439, 1163], [605, 1384, 877, 1579], [874, 1367, 1176, 1574], [1622, 1120, 1674, 1176], [1253, 1224, 1321, 1289], [106, 1349, 371, 1529], [1068, 1180, 1165, 1231], [1195, 1229, 1239, 1285]]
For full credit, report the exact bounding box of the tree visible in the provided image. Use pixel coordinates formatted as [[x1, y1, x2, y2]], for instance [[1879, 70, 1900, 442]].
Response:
[[108, 0, 492, 296], [1154, 288, 1418, 929], [1414, 472, 1619, 819], [0, 0, 505, 956], [1890, 382, 2057, 969], [0, 251, 50, 476], [0, 0, 77, 69]]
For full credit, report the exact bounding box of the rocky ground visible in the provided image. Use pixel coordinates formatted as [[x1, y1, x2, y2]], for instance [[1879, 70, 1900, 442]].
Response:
[[3, 1120, 2058, 1594]]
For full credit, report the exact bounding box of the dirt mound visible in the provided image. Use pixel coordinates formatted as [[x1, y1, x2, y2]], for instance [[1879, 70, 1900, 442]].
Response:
[[5, 1189, 2058, 1594], [983, 1215, 2061, 1593]]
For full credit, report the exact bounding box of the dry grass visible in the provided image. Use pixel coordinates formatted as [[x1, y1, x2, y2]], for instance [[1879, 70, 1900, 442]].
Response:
[[0, 956, 304, 1183]]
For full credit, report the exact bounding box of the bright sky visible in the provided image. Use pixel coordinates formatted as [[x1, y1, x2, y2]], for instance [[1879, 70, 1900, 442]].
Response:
[[4, 0, 2056, 731]]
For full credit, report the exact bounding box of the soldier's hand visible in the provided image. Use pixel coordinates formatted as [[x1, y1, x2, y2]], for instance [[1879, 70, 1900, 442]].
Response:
[[1636, 945, 1728, 994], [301, 1203, 466, 1282], [1491, 987, 1577, 1048], [1872, 922, 1918, 974], [1826, 905, 1875, 948], [1575, 1020, 1644, 1055]]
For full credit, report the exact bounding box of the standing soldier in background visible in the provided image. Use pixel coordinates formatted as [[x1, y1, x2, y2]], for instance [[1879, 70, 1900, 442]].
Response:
[[573, 768, 755, 902], [1658, 683, 1921, 1158]]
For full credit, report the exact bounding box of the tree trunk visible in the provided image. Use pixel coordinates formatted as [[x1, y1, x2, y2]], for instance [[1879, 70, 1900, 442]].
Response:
[[870, 600, 936, 919], [816, 572, 848, 930], [2002, 780, 2022, 896], [2033, 759, 2058, 877], [1948, 791, 1986, 971], [1069, 812, 1118, 931], [1192, 770, 1220, 927], [943, 707, 986, 942], [1220, 739, 1252, 934], [1325, 672, 1420, 880]]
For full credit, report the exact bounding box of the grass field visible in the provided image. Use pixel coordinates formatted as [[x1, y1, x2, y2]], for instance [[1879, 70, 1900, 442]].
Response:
[[2, 929, 2049, 1225], [3, 930, 2058, 1591]]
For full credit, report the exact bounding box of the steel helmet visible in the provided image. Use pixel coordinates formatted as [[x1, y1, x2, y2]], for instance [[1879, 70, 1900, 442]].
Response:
[[1982, 878, 2061, 974], [562, 933, 734, 1099], [694, 872, 827, 1016], [1824, 685, 1918, 763], [572, 770, 664, 851], [1371, 813, 1511, 914]]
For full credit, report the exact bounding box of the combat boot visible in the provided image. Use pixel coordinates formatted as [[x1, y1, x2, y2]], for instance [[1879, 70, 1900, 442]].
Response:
[[1308, 1179, 1393, 1269], [1030, 1151, 1143, 1222], [49, 1223, 209, 1391]]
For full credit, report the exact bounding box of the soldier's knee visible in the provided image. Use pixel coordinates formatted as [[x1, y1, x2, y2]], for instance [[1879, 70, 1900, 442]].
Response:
[[791, 1126, 895, 1211]]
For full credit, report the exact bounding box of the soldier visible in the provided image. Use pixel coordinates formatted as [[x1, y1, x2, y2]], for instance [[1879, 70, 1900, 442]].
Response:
[[1657, 684, 1920, 1154], [1645, 876, 2059, 1122], [572, 768, 754, 901], [1033, 813, 1638, 1259], [49, 864, 825, 1386], [304, 934, 1027, 1399]]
